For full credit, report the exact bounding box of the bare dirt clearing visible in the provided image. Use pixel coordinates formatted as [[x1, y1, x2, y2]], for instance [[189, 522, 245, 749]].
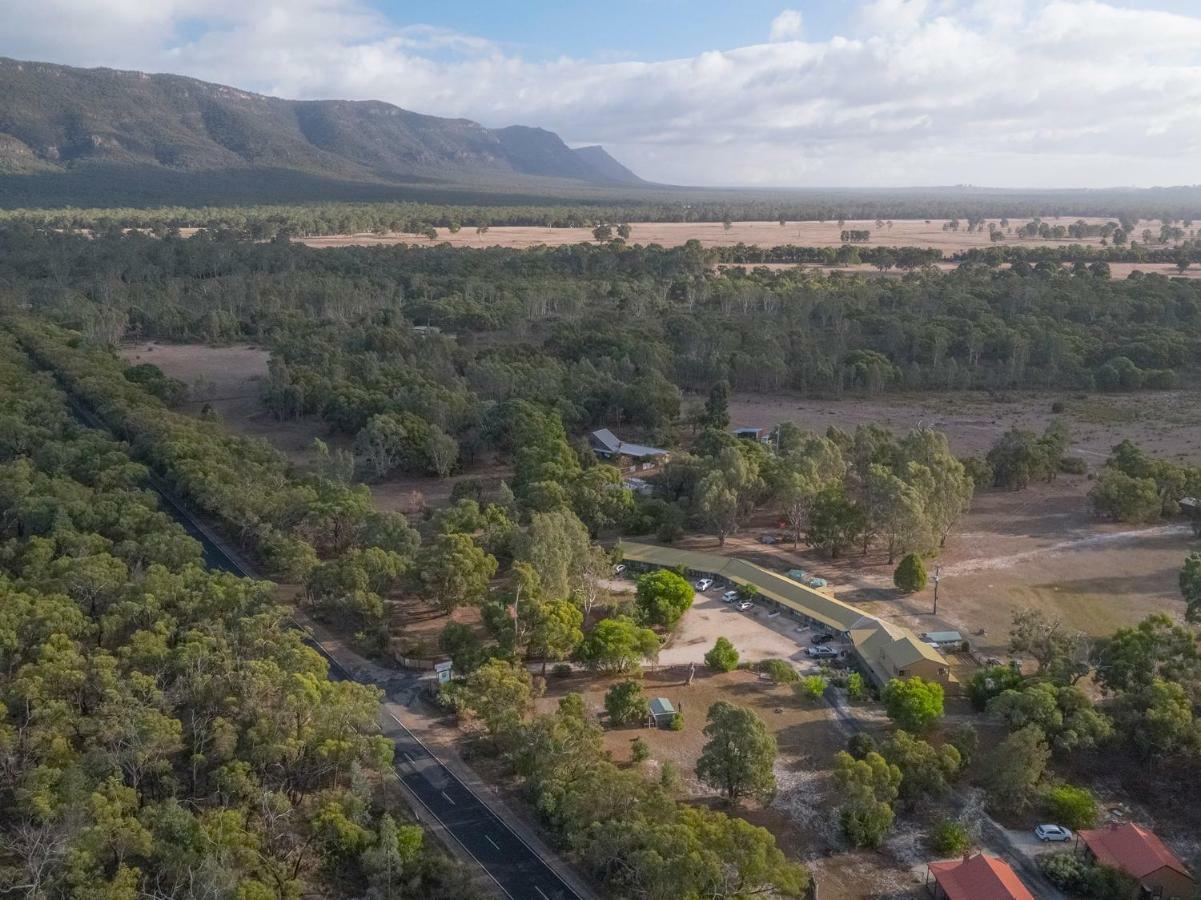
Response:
[[298, 216, 1169, 253], [121, 341, 324, 464]]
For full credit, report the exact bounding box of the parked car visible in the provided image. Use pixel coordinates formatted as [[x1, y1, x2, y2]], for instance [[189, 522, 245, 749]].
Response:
[[758, 533, 778, 545], [807, 645, 839, 659], [736, 601, 754, 612], [1034, 824, 1073, 842], [612, 564, 627, 576], [810, 633, 835, 645], [695, 577, 714, 591], [721, 590, 740, 603]]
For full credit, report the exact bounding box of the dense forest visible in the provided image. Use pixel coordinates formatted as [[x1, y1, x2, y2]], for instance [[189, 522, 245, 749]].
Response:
[[0, 331, 470, 898], [3, 228, 1200, 419]]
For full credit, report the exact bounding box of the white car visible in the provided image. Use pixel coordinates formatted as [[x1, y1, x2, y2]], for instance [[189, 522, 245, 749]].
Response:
[[807, 645, 839, 659], [695, 578, 714, 591], [736, 601, 754, 611], [1034, 824, 1073, 842], [612, 564, 627, 576], [721, 590, 740, 603]]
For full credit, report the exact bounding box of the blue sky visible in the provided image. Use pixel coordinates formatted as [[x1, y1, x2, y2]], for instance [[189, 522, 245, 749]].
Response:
[[4, 0, 1201, 187], [377, 0, 852, 60]]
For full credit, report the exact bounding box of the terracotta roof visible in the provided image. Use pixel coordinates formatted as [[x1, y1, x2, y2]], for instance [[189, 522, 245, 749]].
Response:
[[928, 853, 1035, 900], [1079, 823, 1195, 882]]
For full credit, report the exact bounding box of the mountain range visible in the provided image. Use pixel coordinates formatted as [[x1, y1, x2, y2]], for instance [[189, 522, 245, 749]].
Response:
[[0, 57, 646, 205]]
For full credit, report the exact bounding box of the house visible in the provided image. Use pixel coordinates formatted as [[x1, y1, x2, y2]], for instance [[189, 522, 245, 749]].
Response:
[[926, 853, 1035, 900], [617, 542, 956, 691], [589, 429, 670, 473], [648, 697, 677, 728], [733, 426, 771, 443], [850, 618, 955, 689], [1078, 823, 1196, 900]]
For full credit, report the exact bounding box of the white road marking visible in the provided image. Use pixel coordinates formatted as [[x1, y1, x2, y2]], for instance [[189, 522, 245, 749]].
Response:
[[486, 835, 500, 849], [441, 790, 456, 806], [535, 888, 550, 900]]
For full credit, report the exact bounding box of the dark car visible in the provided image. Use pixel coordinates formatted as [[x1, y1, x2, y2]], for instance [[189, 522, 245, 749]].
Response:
[[810, 633, 835, 645]]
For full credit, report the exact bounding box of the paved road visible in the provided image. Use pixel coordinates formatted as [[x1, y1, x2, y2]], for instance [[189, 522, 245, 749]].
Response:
[[119, 440, 583, 900]]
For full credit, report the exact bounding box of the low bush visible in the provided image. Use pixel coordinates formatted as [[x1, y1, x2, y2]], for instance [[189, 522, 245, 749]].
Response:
[[929, 819, 972, 856], [1043, 784, 1099, 830], [758, 659, 799, 683]]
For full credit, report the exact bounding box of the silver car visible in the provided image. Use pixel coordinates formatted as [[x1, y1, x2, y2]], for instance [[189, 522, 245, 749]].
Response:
[[1034, 824, 1073, 842]]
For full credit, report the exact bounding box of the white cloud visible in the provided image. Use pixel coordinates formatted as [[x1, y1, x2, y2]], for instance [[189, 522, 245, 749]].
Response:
[[2, 0, 1201, 187], [769, 9, 804, 42]]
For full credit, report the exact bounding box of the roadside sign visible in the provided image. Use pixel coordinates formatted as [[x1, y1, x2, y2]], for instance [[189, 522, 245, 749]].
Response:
[[434, 660, 453, 684]]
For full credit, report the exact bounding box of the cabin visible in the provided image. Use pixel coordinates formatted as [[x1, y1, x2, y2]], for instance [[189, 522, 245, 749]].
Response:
[[648, 697, 677, 728], [926, 853, 1035, 900], [1078, 823, 1196, 900], [733, 426, 771, 443], [589, 429, 670, 473]]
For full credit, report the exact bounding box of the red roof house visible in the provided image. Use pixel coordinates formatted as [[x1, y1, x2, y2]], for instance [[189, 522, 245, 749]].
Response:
[[1078, 823, 1196, 900], [926, 852, 1035, 900]]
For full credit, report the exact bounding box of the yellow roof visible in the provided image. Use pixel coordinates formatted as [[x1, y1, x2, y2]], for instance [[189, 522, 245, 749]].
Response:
[[619, 541, 950, 683]]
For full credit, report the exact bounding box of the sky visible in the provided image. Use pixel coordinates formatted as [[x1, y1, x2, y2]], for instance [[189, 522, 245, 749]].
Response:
[[3, 0, 1201, 188]]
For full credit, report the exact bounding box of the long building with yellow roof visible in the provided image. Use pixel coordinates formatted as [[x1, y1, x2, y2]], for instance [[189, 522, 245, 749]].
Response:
[[618, 541, 955, 690]]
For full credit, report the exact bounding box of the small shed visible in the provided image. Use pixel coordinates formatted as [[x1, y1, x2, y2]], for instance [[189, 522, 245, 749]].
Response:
[[648, 697, 677, 728], [922, 630, 964, 647], [733, 426, 770, 443]]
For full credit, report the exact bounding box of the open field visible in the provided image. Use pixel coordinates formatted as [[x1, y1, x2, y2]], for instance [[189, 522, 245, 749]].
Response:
[[121, 341, 325, 464], [717, 388, 1201, 654], [297, 216, 1177, 253], [716, 260, 1201, 280], [725, 389, 1201, 461]]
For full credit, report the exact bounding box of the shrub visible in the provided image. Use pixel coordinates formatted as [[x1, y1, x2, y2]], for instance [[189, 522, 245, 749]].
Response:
[[634, 569, 694, 628], [1059, 455, 1087, 475], [1050, 400, 1066, 414], [794, 675, 827, 702], [882, 677, 944, 731], [668, 712, 684, 731], [846, 672, 868, 700], [960, 456, 994, 490], [758, 659, 799, 684], [893, 553, 927, 593], [605, 680, 650, 727], [1043, 784, 1099, 830], [1040, 852, 1091, 893], [631, 737, 650, 763], [847, 733, 878, 759], [551, 662, 573, 678], [965, 664, 1023, 711], [929, 819, 972, 856], [946, 723, 979, 765], [1039, 855, 1137, 900], [704, 637, 739, 672]]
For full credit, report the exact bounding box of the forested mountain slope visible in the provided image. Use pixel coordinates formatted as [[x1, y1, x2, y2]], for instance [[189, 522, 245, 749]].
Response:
[[0, 57, 646, 205]]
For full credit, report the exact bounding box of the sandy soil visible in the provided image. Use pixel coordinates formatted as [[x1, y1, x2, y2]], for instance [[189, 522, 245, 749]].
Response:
[[657, 588, 840, 666], [297, 217, 1181, 254]]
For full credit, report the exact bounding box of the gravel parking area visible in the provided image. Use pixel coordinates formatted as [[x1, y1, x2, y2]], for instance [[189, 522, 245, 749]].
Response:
[[657, 587, 848, 667]]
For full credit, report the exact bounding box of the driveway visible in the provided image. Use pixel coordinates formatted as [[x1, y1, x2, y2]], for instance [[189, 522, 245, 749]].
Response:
[[658, 587, 847, 667]]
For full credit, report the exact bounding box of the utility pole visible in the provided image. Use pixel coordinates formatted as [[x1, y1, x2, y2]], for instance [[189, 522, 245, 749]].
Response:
[[932, 566, 942, 616]]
